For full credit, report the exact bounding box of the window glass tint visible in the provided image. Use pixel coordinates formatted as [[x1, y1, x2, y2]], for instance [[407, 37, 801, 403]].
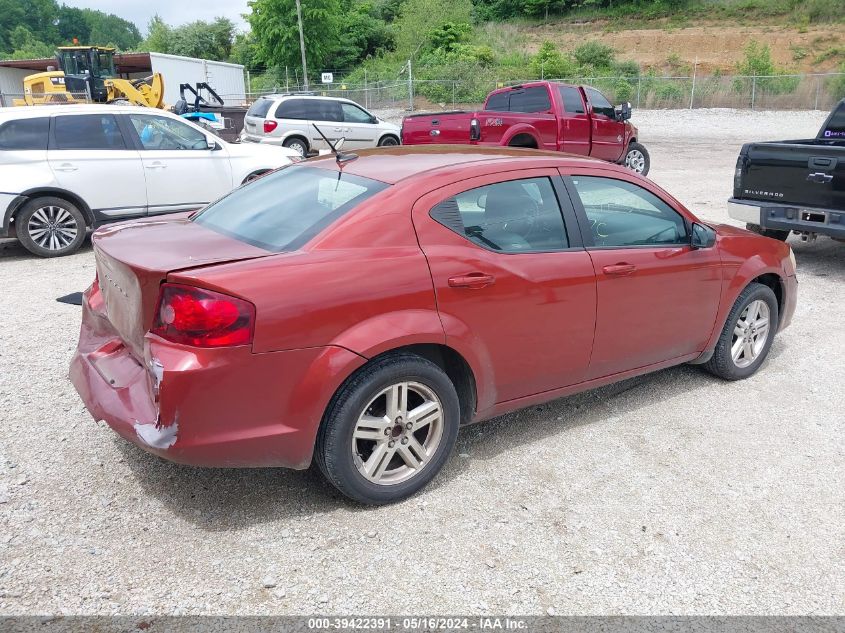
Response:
[[508, 87, 552, 113], [275, 99, 309, 120], [247, 98, 274, 118], [341, 103, 373, 124], [0, 117, 49, 150], [53, 114, 125, 150], [431, 177, 568, 253], [128, 114, 208, 150], [585, 87, 615, 118], [307, 99, 342, 122], [193, 166, 389, 252], [821, 102, 845, 139], [571, 176, 687, 247], [485, 92, 509, 111], [559, 86, 585, 114]]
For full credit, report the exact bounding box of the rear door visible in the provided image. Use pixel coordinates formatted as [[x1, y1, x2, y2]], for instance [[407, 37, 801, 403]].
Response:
[[563, 170, 722, 379], [48, 112, 146, 219], [413, 169, 597, 403], [557, 85, 591, 155], [124, 112, 232, 215], [305, 99, 344, 150], [584, 87, 625, 163]]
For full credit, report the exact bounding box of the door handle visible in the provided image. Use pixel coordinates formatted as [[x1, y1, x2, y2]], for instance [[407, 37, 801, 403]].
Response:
[[807, 172, 833, 184], [145, 162, 167, 169], [55, 163, 77, 172], [333, 127, 343, 132], [448, 273, 496, 289], [603, 263, 637, 276]]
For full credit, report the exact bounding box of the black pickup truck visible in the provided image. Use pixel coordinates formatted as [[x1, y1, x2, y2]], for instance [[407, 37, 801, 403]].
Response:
[[729, 98, 845, 242]]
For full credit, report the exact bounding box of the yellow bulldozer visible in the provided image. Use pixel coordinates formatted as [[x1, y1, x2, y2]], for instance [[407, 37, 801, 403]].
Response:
[[14, 46, 165, 108]]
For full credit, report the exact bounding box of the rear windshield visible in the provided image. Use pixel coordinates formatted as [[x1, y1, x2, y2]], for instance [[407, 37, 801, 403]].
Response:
[[247, 98, 274, 118], [193, 166, 389, 252]]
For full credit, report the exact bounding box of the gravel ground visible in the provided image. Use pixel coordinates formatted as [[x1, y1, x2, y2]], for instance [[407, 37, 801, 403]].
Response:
[[0, 109, 843, 617]]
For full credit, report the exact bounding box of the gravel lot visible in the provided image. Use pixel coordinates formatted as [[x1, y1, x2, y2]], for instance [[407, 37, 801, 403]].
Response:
[[0, 109, 843, 616]]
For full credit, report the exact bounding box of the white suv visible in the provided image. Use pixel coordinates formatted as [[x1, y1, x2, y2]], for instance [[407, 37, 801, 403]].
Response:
[[241, 94, 400, 156], [0, 105, 301, 257]]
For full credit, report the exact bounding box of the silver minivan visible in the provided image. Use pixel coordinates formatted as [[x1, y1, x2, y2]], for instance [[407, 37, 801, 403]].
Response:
[[241, 95, 401, 156]]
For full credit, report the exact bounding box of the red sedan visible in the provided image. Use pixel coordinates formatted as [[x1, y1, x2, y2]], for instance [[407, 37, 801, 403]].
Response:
[[70, 146, 797, 504]]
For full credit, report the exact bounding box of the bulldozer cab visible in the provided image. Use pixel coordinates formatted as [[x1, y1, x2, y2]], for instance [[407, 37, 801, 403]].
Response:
[[57, 46, 116, 102]]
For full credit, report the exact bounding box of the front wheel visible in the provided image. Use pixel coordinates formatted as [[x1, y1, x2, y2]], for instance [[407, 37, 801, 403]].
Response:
[[703, 282, 779, 380], [17, 197, 86, 257], [378, 135, 399, 147], [624, 142, 650, 176], [315, 353, 460, 505]]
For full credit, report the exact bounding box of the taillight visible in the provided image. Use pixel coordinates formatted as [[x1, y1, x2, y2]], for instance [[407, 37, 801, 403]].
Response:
[[151, 283, 255, 348], [263, 120, 278, 133], [469, 118, 480, 141]]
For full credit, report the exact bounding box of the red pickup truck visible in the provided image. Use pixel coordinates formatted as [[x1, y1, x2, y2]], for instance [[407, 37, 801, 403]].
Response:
[[401, 81, 649, 175]]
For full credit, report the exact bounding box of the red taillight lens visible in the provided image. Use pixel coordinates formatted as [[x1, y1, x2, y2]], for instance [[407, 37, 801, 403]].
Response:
[[151, 283, 255, 348], [263, 120, 278, 133]]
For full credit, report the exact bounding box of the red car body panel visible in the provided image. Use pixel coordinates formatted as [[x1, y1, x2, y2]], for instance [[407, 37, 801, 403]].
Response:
[[401, 82, 636, 164], [69, 147, 797, 469]]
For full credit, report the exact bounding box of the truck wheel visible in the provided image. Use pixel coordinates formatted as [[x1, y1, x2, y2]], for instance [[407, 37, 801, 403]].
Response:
[[16, 197, 86, 258], [746, 224, 790, 241], [624, 142, 650, 176], [702, 282, 778, 381]]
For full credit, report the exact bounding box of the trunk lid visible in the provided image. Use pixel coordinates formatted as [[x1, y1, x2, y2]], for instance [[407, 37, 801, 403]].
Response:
[[92, 214, 270, 357]]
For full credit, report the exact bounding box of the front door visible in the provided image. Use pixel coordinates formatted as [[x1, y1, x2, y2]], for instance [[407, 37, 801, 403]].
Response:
[[564, 171, 723, 379], [413, 169, 597, 404], [340, 102, 381, 150], [584, 87, 625, 163], [125, 112, 232, 214]]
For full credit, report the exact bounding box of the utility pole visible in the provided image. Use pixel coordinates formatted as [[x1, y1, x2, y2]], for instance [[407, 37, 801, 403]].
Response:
[[407, 59, 413, 111], [295, 0, 309, 90]]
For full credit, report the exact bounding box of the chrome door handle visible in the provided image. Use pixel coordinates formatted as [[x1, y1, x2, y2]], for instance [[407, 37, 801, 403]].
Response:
[[145, 162, 167, 169], [448, 273, 496, 289], [55, 163, 77, 172]]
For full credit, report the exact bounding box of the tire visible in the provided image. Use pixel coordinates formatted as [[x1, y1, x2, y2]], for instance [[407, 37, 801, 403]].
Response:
[[746, 224, 790, 242], [242, 171, 266, 185], [315, 353, 460, 505], [16, 197, 86, 258], [378, 135, 399, 147], [703, 282, 779, 381], [624, 142, 650, 176], [283, 137, 308, 157]]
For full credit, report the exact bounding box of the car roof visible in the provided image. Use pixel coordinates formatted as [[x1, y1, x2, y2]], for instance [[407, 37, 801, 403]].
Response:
[[307, 145, 611, 184], [0, 105, 180, 121], [258, 94, 355, 103]]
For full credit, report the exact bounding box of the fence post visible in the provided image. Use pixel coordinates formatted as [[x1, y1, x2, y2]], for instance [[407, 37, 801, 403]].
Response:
[[636, 76, 641, 109], [689, 58, 698, 110], [452, 81, 456, 109], [814, 76, 820, 110], [751, 75, 756, 110], [407, 59, 414, 112], [364, 69, 368, 109]]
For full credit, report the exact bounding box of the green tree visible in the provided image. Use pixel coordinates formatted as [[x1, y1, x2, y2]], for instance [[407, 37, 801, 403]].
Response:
[[393, 0, 472, 58], [530, 41, 574, 78], [56, 6, 91, 44], [8, 25, 54, 59], [143, 16, 172, 53]]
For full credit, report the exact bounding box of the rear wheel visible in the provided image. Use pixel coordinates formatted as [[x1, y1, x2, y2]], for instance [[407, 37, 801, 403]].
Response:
[[746, 224, 790, 241], [624, 142, 650, 176], [283, 137, 308, 157], [315, 353, 460, 505], [16, 197, 86, 257]]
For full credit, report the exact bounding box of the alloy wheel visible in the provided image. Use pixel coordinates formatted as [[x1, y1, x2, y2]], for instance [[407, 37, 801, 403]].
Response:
[[625, 148, 646, 173], [352, 381, 444, 485], [731, 299, 770, 368], [27, 205, 79, 252]]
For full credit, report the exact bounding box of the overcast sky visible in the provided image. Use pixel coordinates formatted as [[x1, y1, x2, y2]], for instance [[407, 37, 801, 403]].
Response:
[[60, 0, 252, 33]]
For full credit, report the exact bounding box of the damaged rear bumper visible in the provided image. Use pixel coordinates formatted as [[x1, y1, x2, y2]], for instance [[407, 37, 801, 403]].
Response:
[[69, 284, 366, 469]]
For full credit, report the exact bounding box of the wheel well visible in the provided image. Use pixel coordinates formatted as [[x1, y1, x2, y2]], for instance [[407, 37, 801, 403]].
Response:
[[751, 273, 784, 317], [379, 133, 399, 144], [507, 133, 538, 149], [284, 135, 309, 150], [372, 344, 476, 425], [242, 169, 270, 185], [11, 189, 93, 230]]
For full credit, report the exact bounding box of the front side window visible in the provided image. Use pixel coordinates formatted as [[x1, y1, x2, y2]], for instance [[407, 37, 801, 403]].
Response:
[[53, 114, 125, 150], [341, 103, 373, 124], [570, 176, 687, 247], [585, 87, 615, 118], [193, 166, 389, 252], [508, 87, 552, 113], [128, 114, 208, 150], [431, 177, 569, 253], [0, 117, 49, 150]]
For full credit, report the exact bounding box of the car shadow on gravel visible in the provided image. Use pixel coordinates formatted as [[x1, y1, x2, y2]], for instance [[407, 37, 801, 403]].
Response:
[[116, 360, 733, 526], [788, 236, 845, 280]]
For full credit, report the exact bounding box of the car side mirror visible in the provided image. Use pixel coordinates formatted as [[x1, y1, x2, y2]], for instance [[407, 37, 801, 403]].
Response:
[[369, 115, 378, 124], [206, 138, 222, 151], [691, 222, 716, 249], [615, 102, 632, 121]]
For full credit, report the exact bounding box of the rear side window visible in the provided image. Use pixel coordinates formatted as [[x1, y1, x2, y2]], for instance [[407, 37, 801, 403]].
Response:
[[193, 166, 389, 252], [275, 99, 309, 120], [485, 92, 509, 112], [307, 99, 342, 123], [508, 87, 552, 113], [0, 117, 49, 150], [585, 87, 615, 118], [559, 86, 585, 114], [53, 114, 126, 150], [247, 98, 274, 118]]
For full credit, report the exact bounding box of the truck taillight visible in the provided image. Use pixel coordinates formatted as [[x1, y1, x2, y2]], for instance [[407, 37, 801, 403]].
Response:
[[734, 155, 745, 197], [151, 284, 255, 348], [470, 118, 480, 141], [264, 120, 278, 133]]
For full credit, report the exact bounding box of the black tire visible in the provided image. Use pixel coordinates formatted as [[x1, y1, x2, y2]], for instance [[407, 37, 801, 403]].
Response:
[[16, 197, 86, 258], [378, 135, 399, 147], [315, 353, 460, 505], [282, 136, 308, 157], [745, 224, 790, 242], [242, 171, 266, 185], [703, 282, 779, 381], [624, 142, 650, 176]]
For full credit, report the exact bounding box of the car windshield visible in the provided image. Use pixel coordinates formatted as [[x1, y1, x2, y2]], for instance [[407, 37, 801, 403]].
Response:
[[193, 166, 389, 252]]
